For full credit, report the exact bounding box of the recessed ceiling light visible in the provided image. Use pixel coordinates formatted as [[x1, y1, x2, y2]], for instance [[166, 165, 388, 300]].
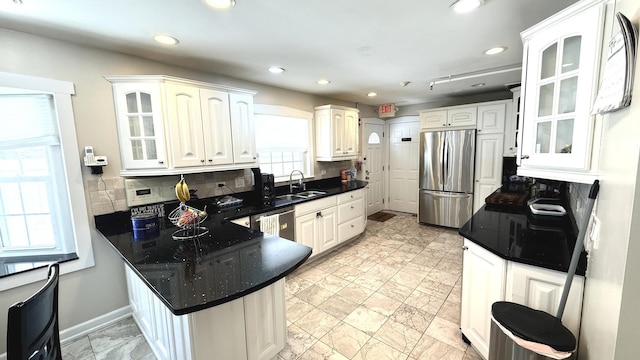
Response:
[[451, 0, 483, 14], [401, 81, 411, 87], [317, 79, 330, 85], [202, 0, 236, 10], [12, 0, 23, 5], [471, 83, 486, 87], [367, 92, 378, 97], [484, 46, 507, 55], [153, 34, 179, 45], [268, 66, 285, 74]]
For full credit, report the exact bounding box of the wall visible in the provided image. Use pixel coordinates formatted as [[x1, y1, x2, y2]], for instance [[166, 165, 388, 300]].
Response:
[[0, 27, 373, 353], [577, 1, 640, 359]]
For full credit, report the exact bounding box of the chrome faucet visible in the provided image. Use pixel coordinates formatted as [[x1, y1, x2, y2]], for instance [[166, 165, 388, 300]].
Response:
[[289, 170, 306, 193]]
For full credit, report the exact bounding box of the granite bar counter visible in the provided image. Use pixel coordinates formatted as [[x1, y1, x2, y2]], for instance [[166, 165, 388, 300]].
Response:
[[459, 204, 587, 275]]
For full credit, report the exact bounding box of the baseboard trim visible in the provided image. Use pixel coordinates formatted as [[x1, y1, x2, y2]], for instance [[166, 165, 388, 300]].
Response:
[[0, 305, 132, 360]]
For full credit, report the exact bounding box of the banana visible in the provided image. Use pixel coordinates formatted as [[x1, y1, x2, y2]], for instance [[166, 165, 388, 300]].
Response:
[[175, 178, 191, 203]]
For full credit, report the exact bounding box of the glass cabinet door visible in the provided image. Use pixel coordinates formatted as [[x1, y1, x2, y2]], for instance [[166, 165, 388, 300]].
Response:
[[533, 35, 580, 156], [113, 82, 167, 170], [519, 3, 604, 174]]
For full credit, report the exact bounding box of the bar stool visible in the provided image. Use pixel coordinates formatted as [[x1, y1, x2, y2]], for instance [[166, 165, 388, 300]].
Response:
[[7, 263, 61, 360]]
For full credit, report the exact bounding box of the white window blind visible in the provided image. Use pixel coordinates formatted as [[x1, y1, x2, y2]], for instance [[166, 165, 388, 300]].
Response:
[[0, 93, 75, 256]]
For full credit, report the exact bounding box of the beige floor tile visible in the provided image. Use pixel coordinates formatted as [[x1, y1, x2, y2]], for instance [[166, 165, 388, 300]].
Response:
[[437, 300, 461, 325], [286, 296, 315, 322], [297, 266, 331, 283], [389, 269, 426, 289], [425, 316, 468, 352], [363, 292, 402, 317], [344, 305, 389, 336], [284, 276, 314, 298], [314, 258, 347, 274], [410, 334, 465, 360], [376, 280, 414, 302], [317, 294, 359, 320], [301, 340, 350, 360], [434, 259, 463, 275], [320, 322, 371, 359], [389, 304, 434, 333], [352, 338, 408, 360], [295, 284, 334, 306], [318, 274, 351, 293], [425, 268, 460, 287], [295, 308, 341, 339], [463, 346, 484, 360], [405, 289, 446, 316], [333, 264, 366, 282], [367, 264, 399, 280], [352, 272, 387, 291], [415, 278, 453, 300], [337, 282, 376, 303], [373, 318, 422, 354], [279, 324, 317, 360]]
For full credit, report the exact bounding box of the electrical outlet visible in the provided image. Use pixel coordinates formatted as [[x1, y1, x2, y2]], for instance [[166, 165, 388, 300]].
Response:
[[235, 177, 245, 188], [321, 170, 327, 175], [216, 181, 226, 188]]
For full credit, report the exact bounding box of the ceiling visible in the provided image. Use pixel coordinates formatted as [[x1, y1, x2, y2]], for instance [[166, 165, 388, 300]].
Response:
[[0, 0, 578, 106]]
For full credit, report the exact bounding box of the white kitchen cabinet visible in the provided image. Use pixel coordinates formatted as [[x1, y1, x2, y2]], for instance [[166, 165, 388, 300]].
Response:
[[110, 82, 168, 170], [230, 93, 257, 164], [505, 262, 584, 341], [473, 134, 504, 213], [418, 106, 476, 130], [337, 189, 365, 243], [125, 265, 286, 360], [461, 239, 507, 359], [477, 103, 506, 134], [315, 105, 359, 161], [295, 207, 338, 258], [504, 87, 520, 157], [107, 75, 257, 176], [518, 0, 605, 183]]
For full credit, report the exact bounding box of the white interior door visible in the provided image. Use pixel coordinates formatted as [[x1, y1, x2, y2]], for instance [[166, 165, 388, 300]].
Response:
[[362, 119, 385, 216], [388, 119, 419, 214]]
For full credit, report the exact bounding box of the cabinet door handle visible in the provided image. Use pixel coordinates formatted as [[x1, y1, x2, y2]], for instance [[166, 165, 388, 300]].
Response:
[[350, 205, 354, 209], [351, 224, 355, 228], [478, 129, 482, 132], [208, 159, 213, 162], [158, 160, 164, 164], [462, 246, 469, 250], [521, 155, 530, 159], [201, 159, 205, 163], [316, 212, 322, 218], [443, 123, 446, 127]]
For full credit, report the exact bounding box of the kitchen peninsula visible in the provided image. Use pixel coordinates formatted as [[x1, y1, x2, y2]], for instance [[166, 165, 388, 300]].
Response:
[[97, 209, 312, 360]]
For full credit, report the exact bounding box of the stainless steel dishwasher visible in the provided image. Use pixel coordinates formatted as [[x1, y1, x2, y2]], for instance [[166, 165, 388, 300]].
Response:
[[250, 206, 295, 241]]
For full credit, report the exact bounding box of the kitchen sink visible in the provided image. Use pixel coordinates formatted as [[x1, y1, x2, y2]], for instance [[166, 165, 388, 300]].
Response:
[[275, 194, 307, 201], [296, 190, 327, 198], [275, 190, 327, 202]]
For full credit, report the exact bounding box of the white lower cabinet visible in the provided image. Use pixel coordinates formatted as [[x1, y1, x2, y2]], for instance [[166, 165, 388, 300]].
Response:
[[461, 239, 585, 359], [461, 239, 507, 359], [337, 189, 365, 243], [295, 190, 365, 259], [124, 265, 286, 360], [505, 262, 584, 340]]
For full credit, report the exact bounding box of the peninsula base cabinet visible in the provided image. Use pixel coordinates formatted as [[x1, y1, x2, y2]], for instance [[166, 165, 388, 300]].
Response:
[[460, 239, 585, 359], [125, 265, 285, 360]]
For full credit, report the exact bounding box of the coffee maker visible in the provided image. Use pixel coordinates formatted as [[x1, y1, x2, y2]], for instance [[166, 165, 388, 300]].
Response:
[[261, 173, 276, 205]]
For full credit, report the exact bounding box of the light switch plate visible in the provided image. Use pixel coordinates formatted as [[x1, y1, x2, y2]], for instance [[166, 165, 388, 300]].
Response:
[[589, 214, 600, 250]]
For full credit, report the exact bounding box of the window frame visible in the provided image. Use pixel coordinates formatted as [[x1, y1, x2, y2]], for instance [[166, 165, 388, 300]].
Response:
[[253, 104, 314, 183], [0, 71, 95, 291]]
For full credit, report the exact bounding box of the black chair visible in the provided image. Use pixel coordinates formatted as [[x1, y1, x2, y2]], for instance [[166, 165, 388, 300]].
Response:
[[7, 263, 62, 360]]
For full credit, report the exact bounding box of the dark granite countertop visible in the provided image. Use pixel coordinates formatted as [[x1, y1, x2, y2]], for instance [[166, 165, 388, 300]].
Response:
[[96, 179, 367, 315], [459, 204, 587, 276]]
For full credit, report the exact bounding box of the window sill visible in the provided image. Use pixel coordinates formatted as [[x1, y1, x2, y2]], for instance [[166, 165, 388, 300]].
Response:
[[0, 253, 78, 279]]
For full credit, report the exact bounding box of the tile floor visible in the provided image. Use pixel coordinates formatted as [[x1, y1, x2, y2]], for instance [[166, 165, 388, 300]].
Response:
[[62, 212, 482, 360]]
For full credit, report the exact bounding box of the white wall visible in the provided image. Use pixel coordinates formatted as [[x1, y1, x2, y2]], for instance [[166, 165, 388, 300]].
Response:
[[577, 1, 640, 359], [0, 27, 372, 353]]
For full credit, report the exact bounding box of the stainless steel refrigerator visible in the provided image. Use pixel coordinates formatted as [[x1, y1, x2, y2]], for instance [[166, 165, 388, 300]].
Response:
[[418, 129, 475, 228]]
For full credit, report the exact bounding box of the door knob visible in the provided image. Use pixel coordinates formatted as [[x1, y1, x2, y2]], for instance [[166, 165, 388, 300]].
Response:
[[521, 155, 530, 159]]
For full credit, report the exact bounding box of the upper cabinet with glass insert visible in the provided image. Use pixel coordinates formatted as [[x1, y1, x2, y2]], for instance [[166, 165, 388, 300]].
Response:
[[111, 82, 167, 170], [107, 76, 257, 176], [518, 0, 605, 183]]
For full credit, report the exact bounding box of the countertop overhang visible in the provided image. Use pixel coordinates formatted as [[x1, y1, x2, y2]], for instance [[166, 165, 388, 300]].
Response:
[[459, 204, 587, 276], [96, 179, 367, 315]]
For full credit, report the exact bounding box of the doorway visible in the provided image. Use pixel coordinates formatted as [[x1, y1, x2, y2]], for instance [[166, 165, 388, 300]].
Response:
[[361, 118, 385, 216], [387, 118, 419, 214]]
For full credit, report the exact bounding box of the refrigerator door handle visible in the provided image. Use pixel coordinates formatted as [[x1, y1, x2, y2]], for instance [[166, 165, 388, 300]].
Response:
[[443, 133, 449, 187]]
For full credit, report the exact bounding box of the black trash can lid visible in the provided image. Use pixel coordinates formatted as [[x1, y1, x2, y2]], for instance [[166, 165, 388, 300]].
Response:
[[492, 301, 576, 352]]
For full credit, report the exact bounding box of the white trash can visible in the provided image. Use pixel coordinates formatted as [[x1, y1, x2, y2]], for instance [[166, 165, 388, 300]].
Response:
[[489, 302, 576, 360]]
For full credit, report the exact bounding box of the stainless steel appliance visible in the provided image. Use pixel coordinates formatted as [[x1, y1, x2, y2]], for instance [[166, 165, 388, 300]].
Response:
[[250, 206, 295, 241], [419, 129, 475, 228]]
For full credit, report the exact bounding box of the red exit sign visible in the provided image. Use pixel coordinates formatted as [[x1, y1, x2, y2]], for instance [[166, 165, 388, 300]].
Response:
[[378, 103, 396, 117]]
